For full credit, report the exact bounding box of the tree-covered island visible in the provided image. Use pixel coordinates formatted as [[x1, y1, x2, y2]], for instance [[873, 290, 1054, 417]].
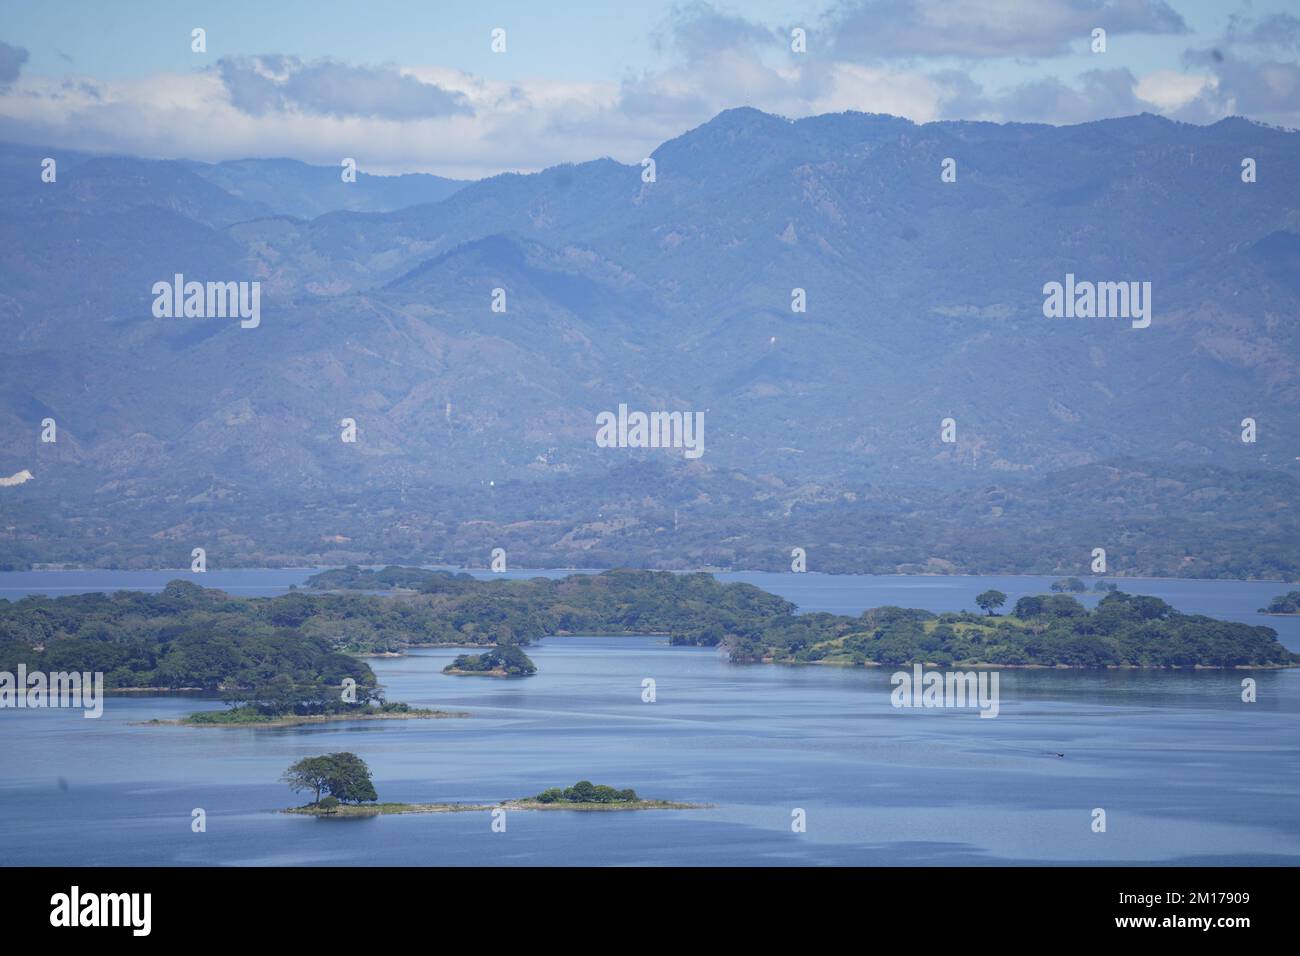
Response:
[[443, 643, 537, 677], [709, 591, 1299, 668], [1260, 591, 1300, 615], [283, 752, 378, 805], [0, 579, 464, 725], [172, 692, 460, 727], [309, 567, 1298, 669], [2, 572, 1295, 697]]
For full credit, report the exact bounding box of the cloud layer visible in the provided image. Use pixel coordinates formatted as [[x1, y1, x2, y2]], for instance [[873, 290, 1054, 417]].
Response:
[[218, 55, 472, 120], [0, 2, 1295, 178]]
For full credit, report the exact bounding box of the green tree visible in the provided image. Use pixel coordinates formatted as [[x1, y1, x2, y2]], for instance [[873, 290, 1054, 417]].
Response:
[[281, 755, 333, 805], [975, 590, 1007, 615], [321, 752, 378, 804], [281, 752, 377, 805], [568, 780, 597, 802]]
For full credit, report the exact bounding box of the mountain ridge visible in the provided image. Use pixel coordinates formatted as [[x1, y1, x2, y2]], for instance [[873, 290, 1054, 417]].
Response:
[[1, 107, 1298, 572]]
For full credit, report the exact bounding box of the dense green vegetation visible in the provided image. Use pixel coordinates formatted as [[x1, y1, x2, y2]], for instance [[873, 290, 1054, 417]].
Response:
[[533, 781, 640, 804], [445, 644, 537, 676], [705, 591, 1298, 668], [3, 571, 1293, 692], [309, 566, 796, 647], [0, 580, 377, 691], [1260, 591, 1300, 614], [314, 567, 1295, 669], [282, 752, 377, 805]]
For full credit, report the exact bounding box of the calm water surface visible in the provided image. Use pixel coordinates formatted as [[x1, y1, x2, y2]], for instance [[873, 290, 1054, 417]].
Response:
[[1, 570, 1297, 865]]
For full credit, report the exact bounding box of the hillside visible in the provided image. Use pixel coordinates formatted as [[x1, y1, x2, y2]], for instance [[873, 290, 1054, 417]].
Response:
[[2, 109, 1298, 573]]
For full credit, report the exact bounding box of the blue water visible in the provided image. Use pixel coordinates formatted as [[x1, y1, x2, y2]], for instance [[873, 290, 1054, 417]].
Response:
[[1, 570, 1297, 865]]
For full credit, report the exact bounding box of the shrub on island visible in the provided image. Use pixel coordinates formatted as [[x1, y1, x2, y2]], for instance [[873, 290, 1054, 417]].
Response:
[[445, 643, 537, 676], [533, 781, 639, 804]]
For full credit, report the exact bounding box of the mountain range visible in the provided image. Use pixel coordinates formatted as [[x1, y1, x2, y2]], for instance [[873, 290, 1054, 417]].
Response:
[[1, 108, 1297, 573]]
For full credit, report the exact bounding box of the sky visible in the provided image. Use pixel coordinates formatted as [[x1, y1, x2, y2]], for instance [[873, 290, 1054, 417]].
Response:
[[0, 0, 1297, 178]]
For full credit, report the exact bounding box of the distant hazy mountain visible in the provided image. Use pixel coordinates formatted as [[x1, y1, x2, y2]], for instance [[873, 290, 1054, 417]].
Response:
[[0, 143, 466, 220], [1, 109, 1298, 538], [186, 157, 465, 219]]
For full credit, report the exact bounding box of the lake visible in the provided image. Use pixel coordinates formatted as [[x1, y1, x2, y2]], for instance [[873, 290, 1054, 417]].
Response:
[[1, 570, 1297, 865]]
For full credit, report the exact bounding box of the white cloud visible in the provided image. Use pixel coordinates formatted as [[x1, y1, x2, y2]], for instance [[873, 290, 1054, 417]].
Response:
[[809, 62, 949, 119], [0, 66, 644, 178], [1134, 69, 1214, 112]]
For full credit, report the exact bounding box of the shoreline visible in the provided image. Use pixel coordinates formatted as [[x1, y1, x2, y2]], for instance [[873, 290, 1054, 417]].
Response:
[[284, 798, 710, 817], [9, 566, 1298, 586], [140, 709, 469, 728]]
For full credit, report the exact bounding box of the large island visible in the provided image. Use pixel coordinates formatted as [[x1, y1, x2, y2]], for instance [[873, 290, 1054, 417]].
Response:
[[2, 572, 1295, 689], [305, 567, 1298, 669]]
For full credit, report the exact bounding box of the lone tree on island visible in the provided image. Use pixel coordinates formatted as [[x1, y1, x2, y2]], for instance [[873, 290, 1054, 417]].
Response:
[[282, 752, 378, 806]]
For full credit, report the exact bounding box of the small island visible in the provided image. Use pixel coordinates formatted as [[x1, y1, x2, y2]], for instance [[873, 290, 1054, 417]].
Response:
[[281, 758, 705, 816], [510, 780, 698, 810], [154, 700, 465, 728], [138, 677, 468, 726], [1050, 577, 1088, 593], [444, 644, 537, 677], [1260, 591, 1300, 615]]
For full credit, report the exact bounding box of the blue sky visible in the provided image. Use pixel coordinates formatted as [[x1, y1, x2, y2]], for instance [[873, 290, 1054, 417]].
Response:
[[1, 1, 1297, 177]]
